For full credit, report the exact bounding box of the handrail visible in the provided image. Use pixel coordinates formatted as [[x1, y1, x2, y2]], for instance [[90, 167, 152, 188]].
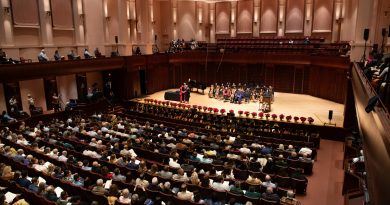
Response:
[[352, 62, 390, 120]]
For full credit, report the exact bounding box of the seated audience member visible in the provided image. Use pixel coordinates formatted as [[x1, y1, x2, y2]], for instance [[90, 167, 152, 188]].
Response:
[[200, 173, 211, 188], [37, 182, 47, 195], [177, 184, 194, 201], [262, 187, 280, 202], [38, 49, 49, 62], [286, 145, 295, 152], [190, 171, 200, 185], [148, 177, 161, 191], [118, 188, 131, 204], [280, 190, 299, 205], [137, 160, 148, 173], [289, 152, 299, 160], [54, 50, 63, 61], [92, 179, 106, 195], [159, 165, 173, 179], [172, 168, 189, 182], [246, 173, 262, 185], [169, 157, 181, 169], [1, 165, 14, 180], [112, 168, 126, 182], [68, 50, 80, 60], [28, 177, 39, 192], [160, 181, 173, 195], [44, 185, 58, 202], [17, 170, 32, 188], [298, 147, 312, 156], [84, 48, 93, 59], [211, 176, 230, 192], [245, 186, 261, 198], [57, 191, 69, 205], [94, 48, 102, 58], [229, 181, 244, 195], [135, 173, 149, 191], [107, 184, 120, 205], [299, 153, 314, 163], [261, 175, 277, 188], [1, 111, 17, 123]]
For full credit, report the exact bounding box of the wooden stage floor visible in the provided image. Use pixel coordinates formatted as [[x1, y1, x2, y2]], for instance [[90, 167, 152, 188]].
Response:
[[135, 88, 344, 127]]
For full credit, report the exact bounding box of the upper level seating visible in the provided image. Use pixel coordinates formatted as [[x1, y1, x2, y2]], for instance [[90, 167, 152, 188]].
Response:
[[213, 37, 349, 56]]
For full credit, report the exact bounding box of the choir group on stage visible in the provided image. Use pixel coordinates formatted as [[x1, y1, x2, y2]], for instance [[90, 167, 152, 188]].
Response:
[[208, 83, 274, 111]]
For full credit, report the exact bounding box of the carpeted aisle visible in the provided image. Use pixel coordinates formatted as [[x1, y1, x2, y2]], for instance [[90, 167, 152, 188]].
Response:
[[296, 139, 345, 205]]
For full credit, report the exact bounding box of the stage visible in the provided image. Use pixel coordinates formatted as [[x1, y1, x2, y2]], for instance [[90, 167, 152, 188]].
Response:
[[135, 88, 345, 127]]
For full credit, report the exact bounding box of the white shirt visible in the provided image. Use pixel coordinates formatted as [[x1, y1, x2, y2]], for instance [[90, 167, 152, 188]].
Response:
[[239, 147, 251, 154], [169, 158, 181, 168], [299, 147, 312, 156], [211, 181, 230, 192], [58, 155, 68, 162]]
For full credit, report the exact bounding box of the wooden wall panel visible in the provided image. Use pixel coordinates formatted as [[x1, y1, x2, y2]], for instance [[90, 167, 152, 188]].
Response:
[[312, 0, 334, 33], [11, 0, 39, 27], [285, 0, 304, 33], [177, 1, 196, 41], [274, 65, 294, 93], [51, 0, 74, 29], [237, 0, 253, 34], [260, 0, 278, 34], [215, 2, 230, 34]]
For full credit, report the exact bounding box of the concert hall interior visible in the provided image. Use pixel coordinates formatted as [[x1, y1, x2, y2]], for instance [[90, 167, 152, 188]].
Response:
[[0, 0, 390, 205]]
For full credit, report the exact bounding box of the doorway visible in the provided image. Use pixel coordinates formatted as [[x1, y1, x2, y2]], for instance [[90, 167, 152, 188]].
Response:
[[43, 77, 58, 111], [139, 69, 147, 95], [3, 82, 22, 114]]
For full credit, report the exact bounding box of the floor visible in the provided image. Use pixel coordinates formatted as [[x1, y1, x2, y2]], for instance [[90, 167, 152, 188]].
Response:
[[296, 139, 345, 205], [136, 88, 345, 127]]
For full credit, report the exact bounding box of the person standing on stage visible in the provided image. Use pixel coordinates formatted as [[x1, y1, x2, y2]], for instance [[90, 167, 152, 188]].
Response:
[[9, 96, 18, 113], [180, 83, 186, 103], [27, 94, 35, 113], [185, 83, 190, 103], [52, 93, 61, 112]]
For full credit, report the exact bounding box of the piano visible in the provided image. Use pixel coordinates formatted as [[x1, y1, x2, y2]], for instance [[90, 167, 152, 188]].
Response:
[[188, 79, 207, 94]]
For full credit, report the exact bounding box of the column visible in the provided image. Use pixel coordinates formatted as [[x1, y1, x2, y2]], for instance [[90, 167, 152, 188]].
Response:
[[103, 0, 110, 44], [0, 0, 14, 45], [73, 0, 86, 46], [129, 0, 136, 44], [148, 0, 155, 44], [117, 0, 130, 55], [278, 0, 286, 36], [196, 1, 203, 41], [209, 3, 215, 43], [253, 0, 260, 37], [230, 1, 237, 37], [38, 0, 53, 45], [304, 0, 313, 36], [333, 0, 344, 42], [172, 0, 177, 39]]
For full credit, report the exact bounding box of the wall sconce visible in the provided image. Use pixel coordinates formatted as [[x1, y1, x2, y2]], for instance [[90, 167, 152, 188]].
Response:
[[3, 7, 10, 15], [45, 10, 52, 16], [105, 16, 111, 22], [336, 18, 343, 24]]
